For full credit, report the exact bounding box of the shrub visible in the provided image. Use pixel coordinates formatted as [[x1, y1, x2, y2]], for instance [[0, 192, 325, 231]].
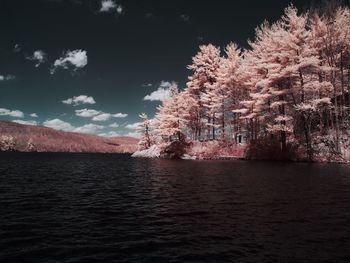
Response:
[[245, 137, 298, 161]]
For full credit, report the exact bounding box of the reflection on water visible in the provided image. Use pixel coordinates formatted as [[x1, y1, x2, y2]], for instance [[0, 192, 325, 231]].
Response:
[[0, 153, 349, 262]]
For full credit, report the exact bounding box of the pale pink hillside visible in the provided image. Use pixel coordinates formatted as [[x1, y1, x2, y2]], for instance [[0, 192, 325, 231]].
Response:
[[0, 121, 138, 153]]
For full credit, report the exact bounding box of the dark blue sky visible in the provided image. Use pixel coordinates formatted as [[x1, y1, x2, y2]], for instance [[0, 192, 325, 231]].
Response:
[[0, 0, 343, 136]]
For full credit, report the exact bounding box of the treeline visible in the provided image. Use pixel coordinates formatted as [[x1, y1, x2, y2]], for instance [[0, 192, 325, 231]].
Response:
[[0, 121, 138, 153], [138, 3, 350, 161]]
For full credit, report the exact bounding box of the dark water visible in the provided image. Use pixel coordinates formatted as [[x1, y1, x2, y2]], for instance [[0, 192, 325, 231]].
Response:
[[0, 153, 350, 262]]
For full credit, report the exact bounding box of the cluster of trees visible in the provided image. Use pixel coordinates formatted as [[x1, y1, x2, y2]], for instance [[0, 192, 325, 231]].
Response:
[[0, 135, 16, 151], [138, 3, 350, 161], [0, 135, 41, 152]]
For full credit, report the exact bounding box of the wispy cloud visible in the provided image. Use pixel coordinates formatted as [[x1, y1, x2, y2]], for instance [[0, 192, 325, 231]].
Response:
[[112, 113, 128, 118], [74, 123, 104, 134], [100, 0, 116, 12], [179, 14, 190, 22], [27, 50, 47, 67], [43, 119, 105, 134], [124, 131, 140, 138], [116, 5, 123, 14], [98, 131, 120, 137], [75, 108, 100, 117], [51, 49, 87, 74], [13, 44, 22, 53], [0, 108, 24, 118], [92, 112, 127, 121], [0, 75, 16, 81], [43, 119, 75, 131], [100, 0, 123, 14], [143, 81, 173, 101], [125, 122, 141, 130], [12, 120, 38, 126], [75, 108, 127, 121], [30, 113, 39, 118], [92, 113, 112, 121], [109, 122, 119, 128], [63, 95, 96, 106]]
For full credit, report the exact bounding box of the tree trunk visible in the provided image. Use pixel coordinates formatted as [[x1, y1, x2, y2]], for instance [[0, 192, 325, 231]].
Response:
[[212, 114, 215, 140], [221, 104, 225, 140], [340, 52, 345, 122], [279, 94, 287, 153], [207, 116, 211, 141], [302, 114, 313, 161], [333, 71, 341, 152]]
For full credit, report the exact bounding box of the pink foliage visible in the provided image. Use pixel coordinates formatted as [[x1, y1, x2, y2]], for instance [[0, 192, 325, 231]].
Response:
[[135, 3, 350, 162], [187, 141, 246, 160], [0, 121, 138, 153]]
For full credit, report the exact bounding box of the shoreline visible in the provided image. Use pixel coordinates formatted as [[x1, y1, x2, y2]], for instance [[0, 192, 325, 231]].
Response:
[[132, 149, 349, 164], [181, 156, 349, 164], [1, 150, 348, 164], [131, 143, 349, 164]]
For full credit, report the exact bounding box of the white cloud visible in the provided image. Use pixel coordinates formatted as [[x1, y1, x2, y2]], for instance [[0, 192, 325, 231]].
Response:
[[125, 131, 141, 138], [63, 95, 96, 106], [43, 119, 105, 135], [180, 14, 190, 22], [51, 49, 87, 73], [142, 83, 153, 87], [143, 81, 173, 101], [7, 75, 16, 81], [100, 0, 123, 13], [0, 108, 24, 118], [91, 113, 126, 121], [43, 118, 75, 131], [0, 75, 15, 81], [75, 108, 127, 121], [13, 44, 22, 53], [30, 113, 38, 118], [159, 81, 172, 88], [27, 50, 47, 67], [92, 112, 127, 121], [113, 113, 128, 118], [92, 113, 112, 121], [73, 123, 104, 134], [75, 108, 100, 117], [125, 122, 141, 130], [109, 122, 119, 128], [12, 120, 38, 126], [144, 88, 171, 101], [116, 5, 123, 14], [100, 0, 116, 12], [99, 131, 120, 137]]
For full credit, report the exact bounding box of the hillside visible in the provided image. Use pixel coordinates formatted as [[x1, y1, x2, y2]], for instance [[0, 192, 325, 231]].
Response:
[[0, 121, 138, 153]]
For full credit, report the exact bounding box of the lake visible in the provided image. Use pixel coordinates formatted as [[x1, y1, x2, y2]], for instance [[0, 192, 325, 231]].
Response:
[[0, 153, 349, 262]]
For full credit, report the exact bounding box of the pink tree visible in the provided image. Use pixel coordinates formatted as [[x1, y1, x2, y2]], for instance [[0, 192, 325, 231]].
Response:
[[137, 113, 153, 150], [155, 83, 185, 142], [187, 44, 221, 140]]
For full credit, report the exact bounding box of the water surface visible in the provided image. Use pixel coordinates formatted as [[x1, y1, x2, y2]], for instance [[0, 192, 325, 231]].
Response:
[[0, 153, 349, 262]]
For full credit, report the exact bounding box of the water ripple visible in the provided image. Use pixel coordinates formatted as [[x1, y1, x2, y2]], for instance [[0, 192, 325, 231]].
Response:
[[0, 153, 349, 262]]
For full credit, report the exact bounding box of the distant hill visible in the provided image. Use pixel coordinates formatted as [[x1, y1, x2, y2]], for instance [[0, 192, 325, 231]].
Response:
[[0, 121, 138, 153]]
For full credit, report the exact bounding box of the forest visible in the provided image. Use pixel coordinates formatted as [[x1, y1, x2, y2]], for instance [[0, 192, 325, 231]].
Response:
[[135, 3, 350, 162]]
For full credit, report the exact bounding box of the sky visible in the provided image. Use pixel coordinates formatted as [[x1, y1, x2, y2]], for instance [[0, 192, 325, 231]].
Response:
[[0, 0, 347, 137]]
